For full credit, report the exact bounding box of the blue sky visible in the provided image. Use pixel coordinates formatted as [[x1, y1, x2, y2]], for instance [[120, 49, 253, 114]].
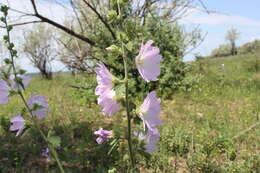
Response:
[[205, 0, 260, 20], [182, 0, 260, 61]]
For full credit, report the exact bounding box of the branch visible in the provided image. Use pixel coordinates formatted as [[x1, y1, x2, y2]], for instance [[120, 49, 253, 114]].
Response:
[[68, 84, 92, 90], [35, 13, 96, 46], [82, 0, 116, 40], [232, 122, 260, 140], [197, 0, 210, 14], [30, 0, 38, 14], [28, 0, 97, 46]]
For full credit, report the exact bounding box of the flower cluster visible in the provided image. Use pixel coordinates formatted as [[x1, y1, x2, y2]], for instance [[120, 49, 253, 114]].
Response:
[[94, 40, 162, 154], [0, 76, 49, 136]]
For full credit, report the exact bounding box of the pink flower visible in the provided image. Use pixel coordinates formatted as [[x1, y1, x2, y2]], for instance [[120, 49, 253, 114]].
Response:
[[95, 62, 120, 116], [97, 90, 121, 116], [95, 62, 113, 96], [10, 75, 31, 90], [135, 40, 162, 82], [94, 128, 112, 144], [10, 114, 25, 136], [139, 91, 162, 131], [27, 95, 49, 119], [143, 128, 160, 154], [0, 79, 9, 104]]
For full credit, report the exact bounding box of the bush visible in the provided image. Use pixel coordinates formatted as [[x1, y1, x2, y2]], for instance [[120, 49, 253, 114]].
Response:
[[210, 44, 231, 58]]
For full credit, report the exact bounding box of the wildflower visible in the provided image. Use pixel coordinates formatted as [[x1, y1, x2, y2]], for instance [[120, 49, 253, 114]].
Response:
[[0, 79, 9, 104], [94, 128, 112, 144], [10, 114, 25, 136], [41, 148, 51, 162], [97, 89, 121, 116], [135, 40, 162, 82], [95, 62, 113, 96], [139, 91, 162, 131], [41, 148, 50, 157], [10, 75, 31, 90], [143, 128, 160, 154], [27, 95, 49, 119], [95, 62, 121, 116]]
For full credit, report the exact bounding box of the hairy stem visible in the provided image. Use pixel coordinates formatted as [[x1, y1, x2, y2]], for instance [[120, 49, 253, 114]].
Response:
[[122, 44, 135, 170]]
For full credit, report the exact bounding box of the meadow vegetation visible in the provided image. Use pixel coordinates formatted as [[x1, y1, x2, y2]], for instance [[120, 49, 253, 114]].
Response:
[[0, 53, 259, 172]]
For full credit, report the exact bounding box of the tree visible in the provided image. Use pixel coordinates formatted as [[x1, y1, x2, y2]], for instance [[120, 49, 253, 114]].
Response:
[[210, 44, 231, 57], [5, 0, 206, 97], [23, 24, 57, 79], [225, 28, 240, 56], [55, 0, 203, 98]]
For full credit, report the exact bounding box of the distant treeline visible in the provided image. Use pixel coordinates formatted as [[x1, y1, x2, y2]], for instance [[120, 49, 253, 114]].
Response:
[[209, 39, 260, 58]]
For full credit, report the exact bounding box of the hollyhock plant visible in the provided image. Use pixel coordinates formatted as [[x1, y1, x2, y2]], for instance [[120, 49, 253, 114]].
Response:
[[135, 40, 162, 82], [139, 91, 162, 131], [27, 95, 49, 119], [94, 128, 112, 144], [95, 62, 113, 96], [0, 79, 10, 104], [1, 7, 66, 172], [10, 114, 25, 136], [97, 89, 121, 116]]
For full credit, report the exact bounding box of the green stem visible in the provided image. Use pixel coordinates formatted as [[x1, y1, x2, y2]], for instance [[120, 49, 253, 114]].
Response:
[[122, 44, 135, 170], [2, 13, 65, 173]]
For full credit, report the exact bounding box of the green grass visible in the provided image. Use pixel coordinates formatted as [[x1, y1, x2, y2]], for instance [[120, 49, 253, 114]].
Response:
[[0, 54, 260, 172]]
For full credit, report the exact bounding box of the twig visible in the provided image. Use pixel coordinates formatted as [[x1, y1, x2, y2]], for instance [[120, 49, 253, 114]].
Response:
[[28, 0, 97, 46], [232, 122, 260, 139], [0, 20, 42, 28], [68, 85, 91, 90], [82, 0, 116, 40]]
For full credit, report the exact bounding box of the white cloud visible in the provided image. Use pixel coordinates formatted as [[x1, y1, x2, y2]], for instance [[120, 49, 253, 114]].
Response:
[[182, 9, 260, 27]]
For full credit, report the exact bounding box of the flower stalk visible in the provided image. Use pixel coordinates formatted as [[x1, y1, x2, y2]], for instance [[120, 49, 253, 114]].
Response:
[[122, 43, 135, 170], [1, 6, 65, 173]]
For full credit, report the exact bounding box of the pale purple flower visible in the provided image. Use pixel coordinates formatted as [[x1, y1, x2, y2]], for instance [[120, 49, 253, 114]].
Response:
[[41, 148, 51, 162], [143, 128, 160, 154], [10, 114, 25, 136], [97, 89, 121, 116], [27, 95, 49, 119], [135, 40, 162, 82], [95, 62, 113, 96], [139, 91, 162, 131], [94, 128, 112, 144], [10, 75, 31, 90], [0, 79, 9, 104], [41, 148, 50, 157]]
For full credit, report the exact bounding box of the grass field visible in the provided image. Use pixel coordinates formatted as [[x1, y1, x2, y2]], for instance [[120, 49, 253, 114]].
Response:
[[0, 54, 260, 173]]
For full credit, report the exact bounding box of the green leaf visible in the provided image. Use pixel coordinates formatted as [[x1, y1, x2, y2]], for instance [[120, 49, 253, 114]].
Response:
[[48, 136, 61, 148], [108, 139, 119, 155]]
